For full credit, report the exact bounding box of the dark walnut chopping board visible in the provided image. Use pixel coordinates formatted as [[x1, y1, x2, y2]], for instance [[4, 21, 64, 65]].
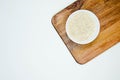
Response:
[[51, 0, 120, 64]]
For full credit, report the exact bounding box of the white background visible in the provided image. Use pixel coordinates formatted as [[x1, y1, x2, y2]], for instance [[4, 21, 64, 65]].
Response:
[[0, 0, 120, 80]]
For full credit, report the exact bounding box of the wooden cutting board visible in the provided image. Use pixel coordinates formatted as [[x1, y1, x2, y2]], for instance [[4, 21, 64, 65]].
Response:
[[51, 0, 120, 64]]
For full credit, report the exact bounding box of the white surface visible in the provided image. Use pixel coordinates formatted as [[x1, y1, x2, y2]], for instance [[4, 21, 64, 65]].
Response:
[[66, 10, 100, 44], [0, 0, 120, 80]]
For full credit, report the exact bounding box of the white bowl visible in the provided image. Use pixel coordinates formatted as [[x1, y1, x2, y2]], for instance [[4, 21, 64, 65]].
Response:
[[66, 10, 100, 44]]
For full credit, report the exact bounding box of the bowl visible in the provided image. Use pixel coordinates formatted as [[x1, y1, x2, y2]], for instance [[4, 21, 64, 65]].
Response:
[[66, 10, 100, 44]]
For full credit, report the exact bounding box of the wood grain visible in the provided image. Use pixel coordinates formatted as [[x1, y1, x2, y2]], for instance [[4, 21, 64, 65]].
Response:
[[51, 0, 120, 64]]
